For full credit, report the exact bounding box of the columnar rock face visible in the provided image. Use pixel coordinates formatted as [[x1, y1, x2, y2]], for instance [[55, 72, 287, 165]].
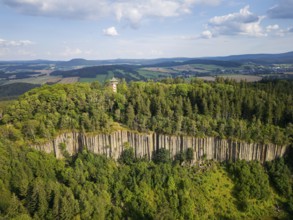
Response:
[[32, 130, 287, 163]]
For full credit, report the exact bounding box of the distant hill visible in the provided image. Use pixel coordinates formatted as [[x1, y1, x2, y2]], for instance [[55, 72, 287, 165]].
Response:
[[207, 51, 293, 64], [1, 51, 292, 67], [146, 59, 242, 68], [60, 51, 293, 65], [51, 64, 142, 82]]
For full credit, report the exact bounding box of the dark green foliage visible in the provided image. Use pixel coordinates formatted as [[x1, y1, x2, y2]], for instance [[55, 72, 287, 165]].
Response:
[[266, 158, 293, 214], [153, 148, 170, 164], [174, 148, 194, 165], [122, 80, 292, 144], [284, 145, 293, 172], [287, 195, 293, 214], [186, 148, 194, 163], [266, 158, 292, 197], [174, 151, 186, 164], [227, 160, 271, 210], [118, 148, 135, 165], [0, 83, 40, 100], [51, 65, 139, 82]]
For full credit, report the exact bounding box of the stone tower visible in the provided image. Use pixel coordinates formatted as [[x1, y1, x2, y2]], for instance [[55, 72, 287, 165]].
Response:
[[110, 77, 119, 93]]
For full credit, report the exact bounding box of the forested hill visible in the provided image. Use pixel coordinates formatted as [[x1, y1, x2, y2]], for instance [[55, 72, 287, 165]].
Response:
[[0, 78, 292, 146], [0, 79, 293, 219]]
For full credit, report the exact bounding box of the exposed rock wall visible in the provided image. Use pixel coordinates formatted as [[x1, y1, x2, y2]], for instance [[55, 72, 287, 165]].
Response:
[[32, 130, 287, 163]]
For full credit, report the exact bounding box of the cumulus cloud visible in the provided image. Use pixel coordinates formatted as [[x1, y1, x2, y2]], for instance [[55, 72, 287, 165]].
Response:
[[266, 24, 280, 32], [200, 30, 213, 39], [1, 0, 221, 27], [266, 24, 285, 36], [0, 38, 34, 47], [103, 26, 119, 36], [265, 24, 293, 36], [203, 5, 265, 38], [267, 0, 293, 19], [0, 39, 35, 59]]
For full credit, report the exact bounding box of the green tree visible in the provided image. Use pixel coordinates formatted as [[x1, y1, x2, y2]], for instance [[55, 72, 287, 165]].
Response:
[[186, 148, 194, 164], [266, 158, 292, 197], [119, 148, 135, 165], [153, 148, 170, 164], [126, 104, 135, 128]]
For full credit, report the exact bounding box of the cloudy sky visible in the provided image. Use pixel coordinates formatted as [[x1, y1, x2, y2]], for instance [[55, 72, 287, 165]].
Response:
[[0, 0, 293, 60]]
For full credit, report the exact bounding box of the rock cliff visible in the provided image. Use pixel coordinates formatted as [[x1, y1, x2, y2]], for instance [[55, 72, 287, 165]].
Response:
[[33, 130, 287, 163]]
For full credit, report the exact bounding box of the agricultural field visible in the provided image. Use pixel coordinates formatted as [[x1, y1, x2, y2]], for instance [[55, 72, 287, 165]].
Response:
[[0, 52, 292, 95], [175, 64, 221, 72], [219, 75, 263, 82], [58, 77, 79, 84], [141, 67, 176, 73], [137, 69, 172, 79], [197, 76, 216, 81], [197, 75, 263, 82], [1, 76, 62, 85], [79, 72, 114, 83]]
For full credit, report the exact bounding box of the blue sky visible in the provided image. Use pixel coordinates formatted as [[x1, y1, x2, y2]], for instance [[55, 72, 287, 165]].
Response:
[[0, 0, 292, 60]]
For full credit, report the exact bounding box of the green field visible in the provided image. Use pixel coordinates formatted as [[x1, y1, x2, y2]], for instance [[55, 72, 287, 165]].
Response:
[[138, 69, 172, 79], [79, 71, 115, 83], [2, 76, 61, 85]]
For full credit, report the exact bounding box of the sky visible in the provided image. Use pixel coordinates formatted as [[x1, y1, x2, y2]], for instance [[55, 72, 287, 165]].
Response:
[[0, 0, 293, 60]]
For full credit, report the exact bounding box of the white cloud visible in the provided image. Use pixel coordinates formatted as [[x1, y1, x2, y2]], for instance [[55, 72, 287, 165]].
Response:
[[267, 0, 293, 19], [1, 0, 221, 27], [265, 24, 293, 37], [0, 38, 35, 59], [200, 30, 213, 39], [266, 24, 279, 32], [103, 26, 119, 36], [266, 24, 285, 36], [112, 0, 222, 28], [203, 5, 265, 38], [0, 38, 34, 47]]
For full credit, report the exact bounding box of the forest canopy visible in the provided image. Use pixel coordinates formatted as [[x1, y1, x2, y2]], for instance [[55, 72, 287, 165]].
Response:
[[0, 78, 292, 145]]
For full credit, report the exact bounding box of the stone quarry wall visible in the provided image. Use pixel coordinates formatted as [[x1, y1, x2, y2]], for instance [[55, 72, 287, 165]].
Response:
[[33, 130, 287, 163]]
